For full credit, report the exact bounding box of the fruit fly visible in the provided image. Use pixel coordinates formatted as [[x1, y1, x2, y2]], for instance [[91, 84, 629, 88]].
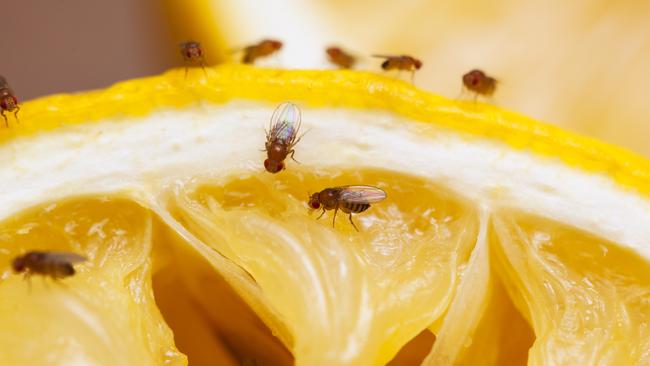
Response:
[[12, 250, 86, 281], [242, 39, 283, 64], [308, 185, 387, 231], [372, 54, 422, 83], [264, 102, 303, 173], [0, 76, 20, 127], [179, 41, 206, 76], [326, 46, 356, 69], [462, 69, 497, 99]]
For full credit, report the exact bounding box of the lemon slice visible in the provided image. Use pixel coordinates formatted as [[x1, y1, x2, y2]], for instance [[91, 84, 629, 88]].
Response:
[[0, 65, 649, 366]]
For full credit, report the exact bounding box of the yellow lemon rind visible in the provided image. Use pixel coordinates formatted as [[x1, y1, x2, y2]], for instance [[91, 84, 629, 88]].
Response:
[[4, 64, 650, 197]]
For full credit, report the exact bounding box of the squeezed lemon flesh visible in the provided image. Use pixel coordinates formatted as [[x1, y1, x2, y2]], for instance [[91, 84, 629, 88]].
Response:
[[0, 199, 185, 366], [493, 213, 650, 365], [171, 168, 478, 365], [0, 167, 648, 365]]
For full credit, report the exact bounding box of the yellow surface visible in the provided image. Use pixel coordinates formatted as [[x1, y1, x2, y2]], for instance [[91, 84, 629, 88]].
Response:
[[0, 66, 649, 365], [0, 199, 186, 366], [198, 0, 650, 159], [5, 64, 650, 195]]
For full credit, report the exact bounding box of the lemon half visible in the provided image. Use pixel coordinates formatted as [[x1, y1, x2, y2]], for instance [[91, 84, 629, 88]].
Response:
[[0, 65, 648, 366]]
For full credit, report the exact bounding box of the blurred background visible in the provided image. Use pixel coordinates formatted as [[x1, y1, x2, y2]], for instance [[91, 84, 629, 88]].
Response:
[[1, 0, 649, 156]]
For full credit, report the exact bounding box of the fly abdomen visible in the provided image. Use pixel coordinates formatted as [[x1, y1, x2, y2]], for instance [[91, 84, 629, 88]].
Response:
[[57, 263, 76, 278], [341, 202, 371, 214], [43, 262, 75, 279]]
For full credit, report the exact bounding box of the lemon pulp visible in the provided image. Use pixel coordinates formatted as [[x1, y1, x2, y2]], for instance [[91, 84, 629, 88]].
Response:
[[1, 167, 648, 365]]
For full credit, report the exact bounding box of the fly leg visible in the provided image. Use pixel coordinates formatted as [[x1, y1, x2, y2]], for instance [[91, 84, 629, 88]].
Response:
[[410, 70, 415, 84], [1, 111, 7, 127], [316, 209, 326, 220], [289, 149, 301, 164], [332, 207, 339, 228], [23, 272, 32, 293], [455, 86, 466, 101], [261, 137, 270, 152], [348, 213, 359, 232], [13, 105, 19, 123]]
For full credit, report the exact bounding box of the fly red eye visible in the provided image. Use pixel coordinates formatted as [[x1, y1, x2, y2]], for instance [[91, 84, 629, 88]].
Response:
[[310, 201, 320, 209], [186, 51, 193, 58], [278, 162, 284, 171], [11, 257, 25, 272], [264, 159, 270, 169]]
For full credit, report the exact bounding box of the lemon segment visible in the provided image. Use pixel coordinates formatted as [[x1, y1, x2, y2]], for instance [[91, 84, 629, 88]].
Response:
[[493, 213, 650, 365], [0, 199, 185, 366], [422, 210, 489, 365], [169, 169, 478, 365]]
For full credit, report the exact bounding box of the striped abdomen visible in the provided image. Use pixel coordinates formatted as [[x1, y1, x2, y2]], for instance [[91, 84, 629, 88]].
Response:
[[340, 201, 370, 214], [34, 261, 75, 279]]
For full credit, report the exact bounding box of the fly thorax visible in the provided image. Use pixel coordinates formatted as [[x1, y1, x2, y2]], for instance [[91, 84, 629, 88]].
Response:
[[320, 189, 339, 209], [268, 142, 287, 159]]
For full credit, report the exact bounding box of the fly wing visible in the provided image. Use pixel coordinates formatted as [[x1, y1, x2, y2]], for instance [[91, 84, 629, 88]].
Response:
[[338, 185, 387, 203], [268, 102, 301, 143], [46, 251, 87, 264], [371, 54, 394, 59], [179, 41, 200, 48]]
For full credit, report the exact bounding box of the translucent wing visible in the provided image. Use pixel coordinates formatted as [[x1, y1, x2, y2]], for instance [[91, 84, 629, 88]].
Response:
[[179, 41, 200, 49], [371, 54, 394, 59], [268, 102, 301, 143], [338, 185, 387, 203], [45, 251, 87, 264]]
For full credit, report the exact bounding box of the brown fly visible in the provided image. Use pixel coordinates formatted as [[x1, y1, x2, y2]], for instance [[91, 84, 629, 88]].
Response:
[[12, 250, 86, 281], [264, 102, 303, 173], [462, 69, 497, 100], [0, 76, 20, 127], [372, 54, 422, 83], [241, 39, 283, 64], [326, 47, 356, 69], [179, 41, 206, 76], [308, 185, 387, 231]]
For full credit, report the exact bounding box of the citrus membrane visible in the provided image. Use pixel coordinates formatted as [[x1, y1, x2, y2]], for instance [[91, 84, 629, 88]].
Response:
[[0, 65, 649, 365]]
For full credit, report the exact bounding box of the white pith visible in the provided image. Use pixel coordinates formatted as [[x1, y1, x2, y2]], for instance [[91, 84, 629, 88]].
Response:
[[1, 100, 648, 259]]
